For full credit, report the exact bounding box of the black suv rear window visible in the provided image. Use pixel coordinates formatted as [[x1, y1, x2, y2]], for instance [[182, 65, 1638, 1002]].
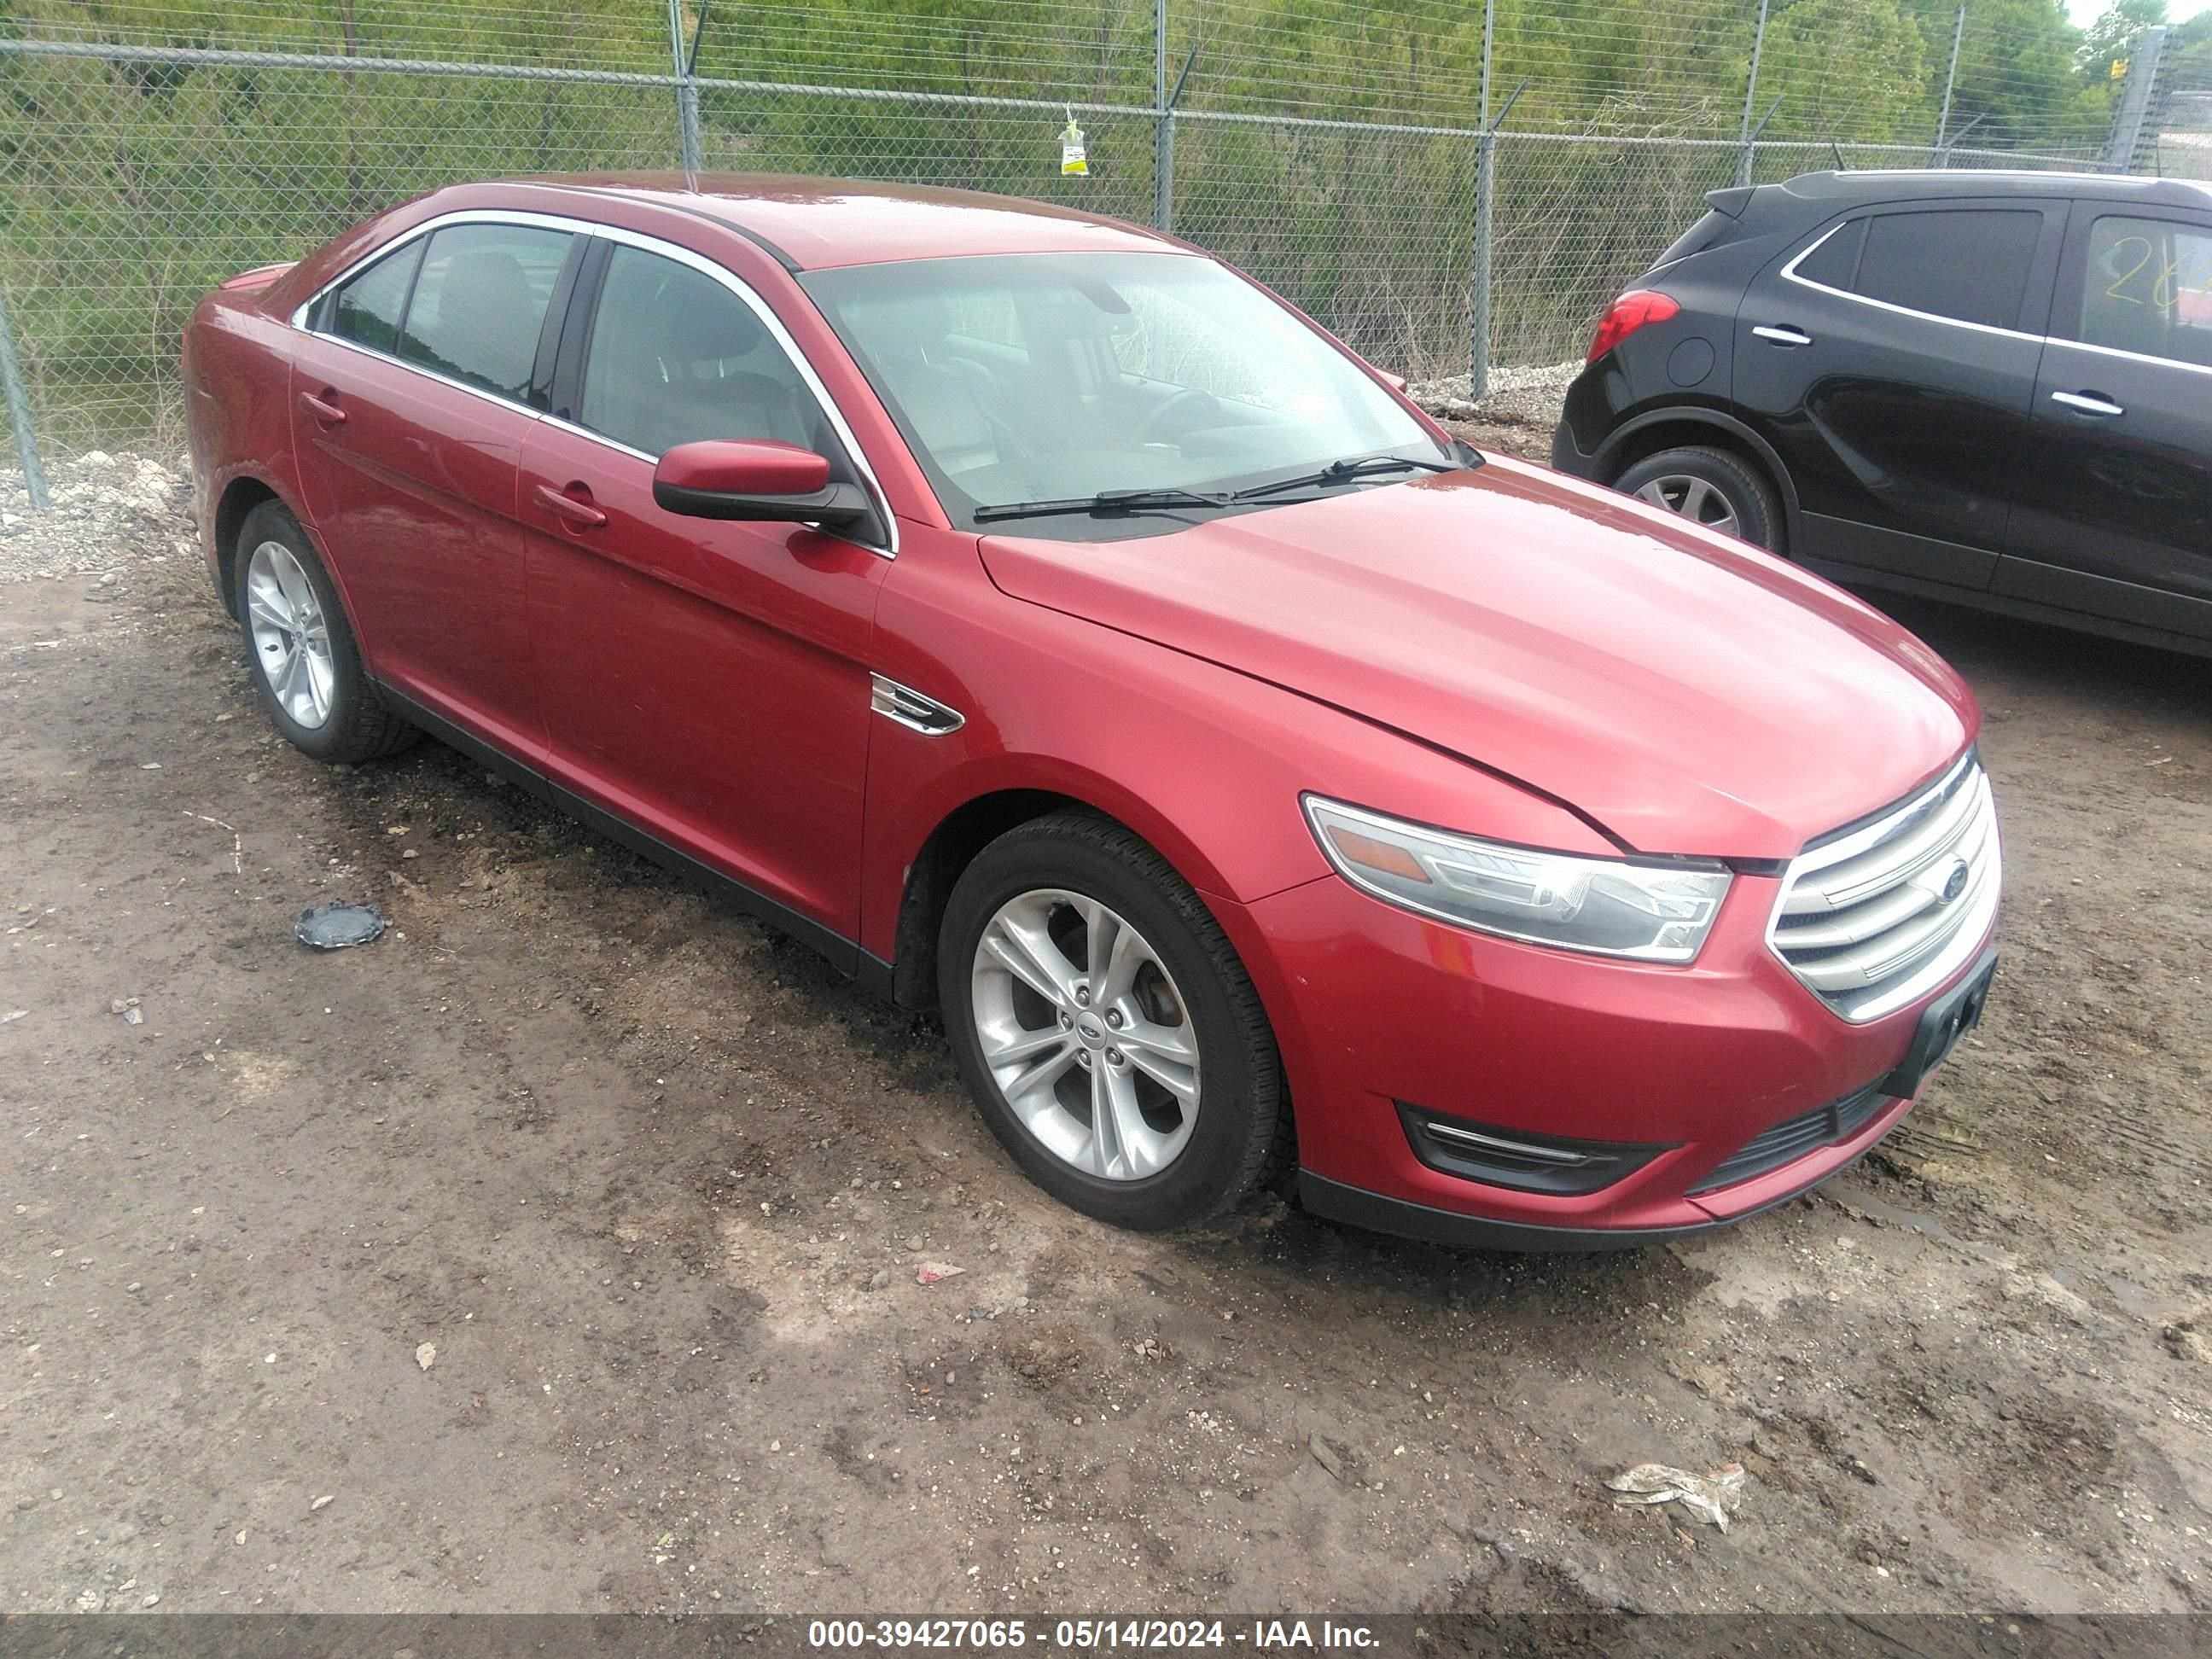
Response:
[[1842, 209, 2042, 330]]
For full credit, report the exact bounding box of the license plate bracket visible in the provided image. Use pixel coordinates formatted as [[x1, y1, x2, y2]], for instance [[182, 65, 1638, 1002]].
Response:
[[1877, 947, 1998, 1100]]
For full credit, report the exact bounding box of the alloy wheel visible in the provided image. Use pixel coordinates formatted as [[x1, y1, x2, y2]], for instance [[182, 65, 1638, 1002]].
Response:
[[243, 539, 335, 730], [969, 888, 1201, 1181], [1633, 473, 1741, 538]]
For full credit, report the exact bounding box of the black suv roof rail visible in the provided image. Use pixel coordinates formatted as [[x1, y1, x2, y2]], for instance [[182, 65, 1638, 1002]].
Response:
[[1762, 167, 2212, 211]]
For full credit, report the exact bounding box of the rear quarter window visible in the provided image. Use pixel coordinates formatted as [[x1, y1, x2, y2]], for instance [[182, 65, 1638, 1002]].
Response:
[[1793, 218, 1867, 290], [324, 241, 423, 354]]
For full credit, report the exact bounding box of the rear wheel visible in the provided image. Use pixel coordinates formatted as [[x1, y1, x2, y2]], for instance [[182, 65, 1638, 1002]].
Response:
[[1613, 445, 1782, 551], [235, 501, 417, 765], [938, 812, 1288, 1231]]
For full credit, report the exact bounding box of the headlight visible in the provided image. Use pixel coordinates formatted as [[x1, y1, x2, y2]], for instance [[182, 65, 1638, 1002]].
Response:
[[1303, 795, 1732, 963]]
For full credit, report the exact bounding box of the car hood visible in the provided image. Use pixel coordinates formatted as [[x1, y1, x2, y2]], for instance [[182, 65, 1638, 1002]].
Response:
[[977, 457, 1976, 860]]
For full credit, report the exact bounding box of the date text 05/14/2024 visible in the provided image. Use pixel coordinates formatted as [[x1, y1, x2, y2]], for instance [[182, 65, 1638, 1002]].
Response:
[[806, 1621, 1381, 1650]]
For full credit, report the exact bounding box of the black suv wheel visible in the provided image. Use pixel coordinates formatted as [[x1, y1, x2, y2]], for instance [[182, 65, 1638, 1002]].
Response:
[[1613, 446, 1782, 551]]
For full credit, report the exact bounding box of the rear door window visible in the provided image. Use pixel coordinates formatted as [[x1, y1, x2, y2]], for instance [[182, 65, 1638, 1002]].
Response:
[[395, 224, 575, 404], [1845, 209, 2044, 330], [2075, 213, 2212, 370]]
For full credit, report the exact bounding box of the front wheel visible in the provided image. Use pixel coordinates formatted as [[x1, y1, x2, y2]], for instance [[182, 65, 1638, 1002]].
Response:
[[938, 812, 1289, 1231], [1612, 445, 1782, 551]]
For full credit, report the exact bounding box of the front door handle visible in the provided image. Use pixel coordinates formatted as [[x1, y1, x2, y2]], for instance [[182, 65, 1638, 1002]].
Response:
[[2051, 389, 2124, 417], [1752, 324, 1814, 347], [298, 390, 346, 426], [533, 482, 608, 528]]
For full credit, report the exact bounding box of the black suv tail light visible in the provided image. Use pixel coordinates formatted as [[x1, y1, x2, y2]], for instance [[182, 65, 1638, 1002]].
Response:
[[1586, 289, 1680, 364]]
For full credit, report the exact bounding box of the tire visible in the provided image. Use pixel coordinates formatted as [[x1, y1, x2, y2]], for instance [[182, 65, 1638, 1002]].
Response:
[[1612, 445, 1783, 552], [938, 811, 1289, 1231], [234, 501, 418, 765]]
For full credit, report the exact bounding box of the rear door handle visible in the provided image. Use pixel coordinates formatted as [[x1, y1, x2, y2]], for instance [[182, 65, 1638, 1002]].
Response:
[[1752, 324, 1813, 347], [298, 390, 346, 426], [2051, 390, 2124, 417], [533, 482, 608, 528]]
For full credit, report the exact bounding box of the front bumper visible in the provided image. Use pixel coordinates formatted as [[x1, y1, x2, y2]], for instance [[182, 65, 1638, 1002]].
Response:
[[1213, 868, 1992, 1247]]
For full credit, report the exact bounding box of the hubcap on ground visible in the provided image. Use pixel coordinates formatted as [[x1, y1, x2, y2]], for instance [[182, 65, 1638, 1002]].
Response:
[[969, 888, 1200, 1181], [1634, 473, 1741, 538], [244, 540, 335, 730]]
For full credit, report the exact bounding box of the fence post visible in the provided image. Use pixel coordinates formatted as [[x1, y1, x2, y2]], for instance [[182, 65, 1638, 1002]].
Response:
[[1153, 0, 1173, 232], [1735, 0, 1769, 188], [667, 0, 702, 174], [2102, 25, 2168, 173], [1934, 4, 1965, 157], [0, 278, 49, 512], [1469, 0, 1496, 401]]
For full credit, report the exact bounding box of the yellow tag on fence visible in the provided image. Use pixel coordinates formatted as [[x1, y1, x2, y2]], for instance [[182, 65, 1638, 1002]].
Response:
[[1061, 117, 1089, 177]]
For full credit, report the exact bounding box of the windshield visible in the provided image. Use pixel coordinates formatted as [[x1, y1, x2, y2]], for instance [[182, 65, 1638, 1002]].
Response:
[[798, 252, 1448, 527]]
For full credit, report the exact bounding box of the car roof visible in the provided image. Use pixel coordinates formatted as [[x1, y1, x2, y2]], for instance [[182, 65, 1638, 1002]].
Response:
[[1772, 168, 2212, 212], [498, 173, 1182, 271]]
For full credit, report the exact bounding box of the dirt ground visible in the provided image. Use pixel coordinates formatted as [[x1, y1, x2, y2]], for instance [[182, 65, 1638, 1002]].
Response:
[[3, 432, 2209, 1620]]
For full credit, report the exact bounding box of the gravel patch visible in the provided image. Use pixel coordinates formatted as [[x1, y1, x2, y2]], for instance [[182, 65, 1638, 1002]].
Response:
[[1412, 359, 1580, 428], [0, 450, 197, 590]]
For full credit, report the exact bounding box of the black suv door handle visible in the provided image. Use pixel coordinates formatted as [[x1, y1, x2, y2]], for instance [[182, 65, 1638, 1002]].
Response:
[[2051, 390, 2124, 417], [1752, 324, 1813, 347]]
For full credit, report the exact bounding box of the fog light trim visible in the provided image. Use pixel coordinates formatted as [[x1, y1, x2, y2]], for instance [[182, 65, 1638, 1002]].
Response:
[[1396, 1102, 1674, 1196]]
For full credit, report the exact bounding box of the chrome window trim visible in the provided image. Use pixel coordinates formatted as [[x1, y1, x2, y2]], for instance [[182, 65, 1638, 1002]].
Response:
[[292, 326, 538, 417], [290, 207, 898, 557], [1780, 214, 2212, 381], [2041, 332, 2212, 381], [1764, 751, 2002, 1026], [541, 414, 655, 466]]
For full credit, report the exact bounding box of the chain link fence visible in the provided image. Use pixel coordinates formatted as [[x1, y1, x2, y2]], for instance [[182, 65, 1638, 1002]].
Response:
[[0, 0, 2176, 466]]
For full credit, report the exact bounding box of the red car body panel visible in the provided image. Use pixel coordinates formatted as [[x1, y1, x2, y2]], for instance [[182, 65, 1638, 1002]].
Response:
[[183, 175, 2000, 1249], [516, 420, 887, 940], [980, 457, 1976, 861], [1222, 873, 1929, 1231], [288, 329, 549, 765]]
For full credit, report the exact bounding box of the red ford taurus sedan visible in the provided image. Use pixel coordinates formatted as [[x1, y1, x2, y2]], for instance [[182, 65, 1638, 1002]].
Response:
[[183, 175, 2000, 1249]]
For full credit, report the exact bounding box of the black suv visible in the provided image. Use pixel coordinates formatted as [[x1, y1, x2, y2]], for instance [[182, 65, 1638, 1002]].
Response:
[[1552, 170, 2212, 658]]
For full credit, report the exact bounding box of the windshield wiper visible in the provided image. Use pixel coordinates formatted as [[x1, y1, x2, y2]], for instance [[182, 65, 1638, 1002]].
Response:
[[1232, 452, 1463, 501], [972, 487, 1232, 524]]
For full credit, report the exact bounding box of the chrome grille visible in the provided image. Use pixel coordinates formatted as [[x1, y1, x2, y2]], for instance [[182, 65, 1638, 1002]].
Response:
[[1769, 754, 2000, 1023]]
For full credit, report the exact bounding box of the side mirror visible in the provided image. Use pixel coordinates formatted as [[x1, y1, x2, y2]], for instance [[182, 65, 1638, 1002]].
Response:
[[653, 439, 875, 533]]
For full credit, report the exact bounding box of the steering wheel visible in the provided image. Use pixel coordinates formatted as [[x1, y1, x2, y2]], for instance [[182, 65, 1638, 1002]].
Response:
[[1131, 387, 1219, 446]]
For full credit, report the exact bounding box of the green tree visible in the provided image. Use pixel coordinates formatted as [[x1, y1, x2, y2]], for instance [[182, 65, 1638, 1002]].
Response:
[[1760, 0, 1930, 142]]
